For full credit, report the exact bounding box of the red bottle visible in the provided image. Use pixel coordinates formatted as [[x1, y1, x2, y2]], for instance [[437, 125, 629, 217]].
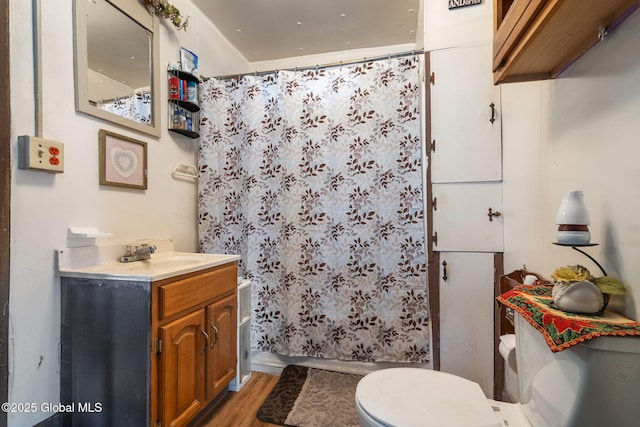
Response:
[[168, 76, 180, 100]]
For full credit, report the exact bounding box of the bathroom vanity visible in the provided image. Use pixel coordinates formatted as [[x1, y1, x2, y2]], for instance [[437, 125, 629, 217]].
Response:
[[57, 241, 239, 426]]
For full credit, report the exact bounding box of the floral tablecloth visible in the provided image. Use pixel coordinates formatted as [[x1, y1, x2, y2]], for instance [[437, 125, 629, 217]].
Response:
[[497, 285, 640, 352]]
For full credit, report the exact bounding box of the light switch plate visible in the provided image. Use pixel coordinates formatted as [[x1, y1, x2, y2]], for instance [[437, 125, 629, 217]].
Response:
[[18, 135, 64, 173]]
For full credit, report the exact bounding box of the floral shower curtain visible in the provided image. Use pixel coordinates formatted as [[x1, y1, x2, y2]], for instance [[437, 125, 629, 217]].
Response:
[[97, 91, 152, 125], [198, 55, 429, 362]]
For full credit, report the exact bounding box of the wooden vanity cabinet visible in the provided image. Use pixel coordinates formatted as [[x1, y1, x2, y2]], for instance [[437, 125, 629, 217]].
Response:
[[158, 310, 207, 426], [206, 294, 237, 400], [153, 262, 238, 427], [60, 260, 237, 427], [493, 0, 640, 84]]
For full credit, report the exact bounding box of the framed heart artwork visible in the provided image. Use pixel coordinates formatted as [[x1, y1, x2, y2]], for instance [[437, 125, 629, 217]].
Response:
[[99, 129, 148, 189]]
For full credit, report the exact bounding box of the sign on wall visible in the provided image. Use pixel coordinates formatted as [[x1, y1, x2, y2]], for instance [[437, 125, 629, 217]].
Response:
[[448, 0, 483, 9]]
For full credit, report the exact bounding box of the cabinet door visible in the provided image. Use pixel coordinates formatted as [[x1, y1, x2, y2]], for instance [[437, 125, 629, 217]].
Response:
[[431, 43, 502, 183], [432, 182, 503, 252], [439, 252, 496, 397], [159, 309, 206, 427], [206, 293, 237, 400]]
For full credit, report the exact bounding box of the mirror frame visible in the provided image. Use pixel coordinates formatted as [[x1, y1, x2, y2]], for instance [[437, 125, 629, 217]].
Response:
[[73, 0, 161, 137]]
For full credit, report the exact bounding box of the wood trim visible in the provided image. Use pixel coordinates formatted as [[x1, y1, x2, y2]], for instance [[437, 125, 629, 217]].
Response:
[[424, 52, 434, 265], [424, 52, 440, 370], [493, 253, 505, 400], [0, 0, 10, 424], [429, 252, 440, 370]]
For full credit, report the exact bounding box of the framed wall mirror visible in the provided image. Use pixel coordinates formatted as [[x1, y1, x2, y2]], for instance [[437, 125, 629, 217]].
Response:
[[73, 0, 161, 137]]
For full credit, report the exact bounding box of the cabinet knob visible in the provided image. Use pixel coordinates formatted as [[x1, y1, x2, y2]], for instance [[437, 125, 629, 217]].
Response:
[[488, 207, 502, 222]]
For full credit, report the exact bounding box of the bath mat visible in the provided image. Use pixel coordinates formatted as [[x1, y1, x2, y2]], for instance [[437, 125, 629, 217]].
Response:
[[256, 365, 363, 427]]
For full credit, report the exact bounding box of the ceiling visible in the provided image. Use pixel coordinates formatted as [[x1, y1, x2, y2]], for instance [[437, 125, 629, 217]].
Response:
[[191, 0, 421, 62]]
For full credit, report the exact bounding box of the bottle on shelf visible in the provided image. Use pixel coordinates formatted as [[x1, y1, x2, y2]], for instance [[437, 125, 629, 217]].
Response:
[[187, 81, 198, 103], [168, 75, 180, 100]]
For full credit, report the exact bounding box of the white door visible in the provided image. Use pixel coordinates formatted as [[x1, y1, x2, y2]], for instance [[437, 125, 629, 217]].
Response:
[[439, 251, 496, 397], [430, 43, 502, 184], [432, 182, 503, 252]]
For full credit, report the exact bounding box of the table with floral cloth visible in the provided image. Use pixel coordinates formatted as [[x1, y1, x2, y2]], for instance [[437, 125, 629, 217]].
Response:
[[497, 285, 640, 352]]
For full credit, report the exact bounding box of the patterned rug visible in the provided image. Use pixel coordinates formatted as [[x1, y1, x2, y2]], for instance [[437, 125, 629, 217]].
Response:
[[256, 365, 363, 427]]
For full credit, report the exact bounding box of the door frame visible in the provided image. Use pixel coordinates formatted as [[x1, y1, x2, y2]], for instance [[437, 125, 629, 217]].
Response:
[[0, 0, 11, 425], [424, 52, 440, 370]]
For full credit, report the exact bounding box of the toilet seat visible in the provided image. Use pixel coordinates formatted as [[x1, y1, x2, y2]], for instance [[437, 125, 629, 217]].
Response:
[[355, 368, 502, 427]]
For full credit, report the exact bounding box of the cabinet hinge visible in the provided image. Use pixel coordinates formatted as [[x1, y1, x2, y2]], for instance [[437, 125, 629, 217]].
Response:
[[155, 419, 162, 427], [432, 231, 438, 246], [155, 339, 162, 355], [429, 139, 436, 153], [432, 197, 437, 211], [430, 71, 436, 85]]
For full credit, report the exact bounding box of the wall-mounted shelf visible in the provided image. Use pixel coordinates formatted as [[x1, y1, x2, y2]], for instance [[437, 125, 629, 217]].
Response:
[[67, 226, 112, 239], [172, 163, 199, 180], [167, 69, 200, 138]]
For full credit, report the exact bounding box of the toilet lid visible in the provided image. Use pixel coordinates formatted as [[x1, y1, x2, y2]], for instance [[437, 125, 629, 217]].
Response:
[[356, 368, 501, 427]]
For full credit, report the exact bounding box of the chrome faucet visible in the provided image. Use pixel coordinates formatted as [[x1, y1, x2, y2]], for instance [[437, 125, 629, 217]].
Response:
[[120, 244, 157, 263]]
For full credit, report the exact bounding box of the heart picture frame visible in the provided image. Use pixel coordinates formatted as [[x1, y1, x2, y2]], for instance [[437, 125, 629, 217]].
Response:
[[99, 129, 148, 189]]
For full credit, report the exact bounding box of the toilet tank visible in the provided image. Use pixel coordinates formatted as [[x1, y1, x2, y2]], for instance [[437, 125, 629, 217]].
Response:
[[515, 313, 640, 427]]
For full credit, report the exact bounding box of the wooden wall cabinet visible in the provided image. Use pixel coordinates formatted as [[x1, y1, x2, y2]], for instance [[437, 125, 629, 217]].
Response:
[[493, 0, 640, 84], [61, 261, 238, 427]]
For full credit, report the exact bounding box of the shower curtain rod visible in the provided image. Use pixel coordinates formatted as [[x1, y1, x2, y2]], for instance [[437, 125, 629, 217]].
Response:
[[205, 49, 424, 81]]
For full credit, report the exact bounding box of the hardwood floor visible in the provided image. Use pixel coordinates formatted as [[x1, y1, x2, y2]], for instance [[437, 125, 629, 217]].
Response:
[[198, 371, 281, 427]]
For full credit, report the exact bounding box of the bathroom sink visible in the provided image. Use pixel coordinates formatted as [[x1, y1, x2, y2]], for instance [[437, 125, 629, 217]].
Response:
[[56, 241, 239, 281], [117, 254, 206, 271]]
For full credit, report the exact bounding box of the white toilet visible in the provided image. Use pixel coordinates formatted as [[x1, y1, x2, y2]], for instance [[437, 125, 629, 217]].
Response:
[[355, 312, 640, 427]]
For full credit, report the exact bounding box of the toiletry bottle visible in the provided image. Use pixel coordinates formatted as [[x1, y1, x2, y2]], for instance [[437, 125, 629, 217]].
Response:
[[172, 108, 183, 129], [168, 75, 180, 100], [187, 81, 198, 103]]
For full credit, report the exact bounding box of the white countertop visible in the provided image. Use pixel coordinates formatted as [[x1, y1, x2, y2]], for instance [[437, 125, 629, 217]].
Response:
[[56, 239, 239, 282]]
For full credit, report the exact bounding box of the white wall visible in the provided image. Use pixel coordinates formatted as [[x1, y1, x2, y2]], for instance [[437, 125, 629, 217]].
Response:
[[502, 8, 640, 319], [8, 0, 249, 425], [424, 0, 492, 50]]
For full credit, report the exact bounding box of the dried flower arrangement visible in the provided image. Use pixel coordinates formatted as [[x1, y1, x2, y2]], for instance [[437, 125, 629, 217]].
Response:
[[550, 265, 626, 314]]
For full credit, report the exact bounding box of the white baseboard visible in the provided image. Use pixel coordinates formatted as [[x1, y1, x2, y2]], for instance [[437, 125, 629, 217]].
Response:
[[250, 351, 431, 376]]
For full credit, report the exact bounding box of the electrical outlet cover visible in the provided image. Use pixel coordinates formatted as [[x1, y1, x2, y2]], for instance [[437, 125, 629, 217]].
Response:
[[18, 135, 64, 173]]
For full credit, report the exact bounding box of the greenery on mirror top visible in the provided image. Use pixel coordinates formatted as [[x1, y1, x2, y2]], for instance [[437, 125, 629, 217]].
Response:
[[145, 0, 189, 31]]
